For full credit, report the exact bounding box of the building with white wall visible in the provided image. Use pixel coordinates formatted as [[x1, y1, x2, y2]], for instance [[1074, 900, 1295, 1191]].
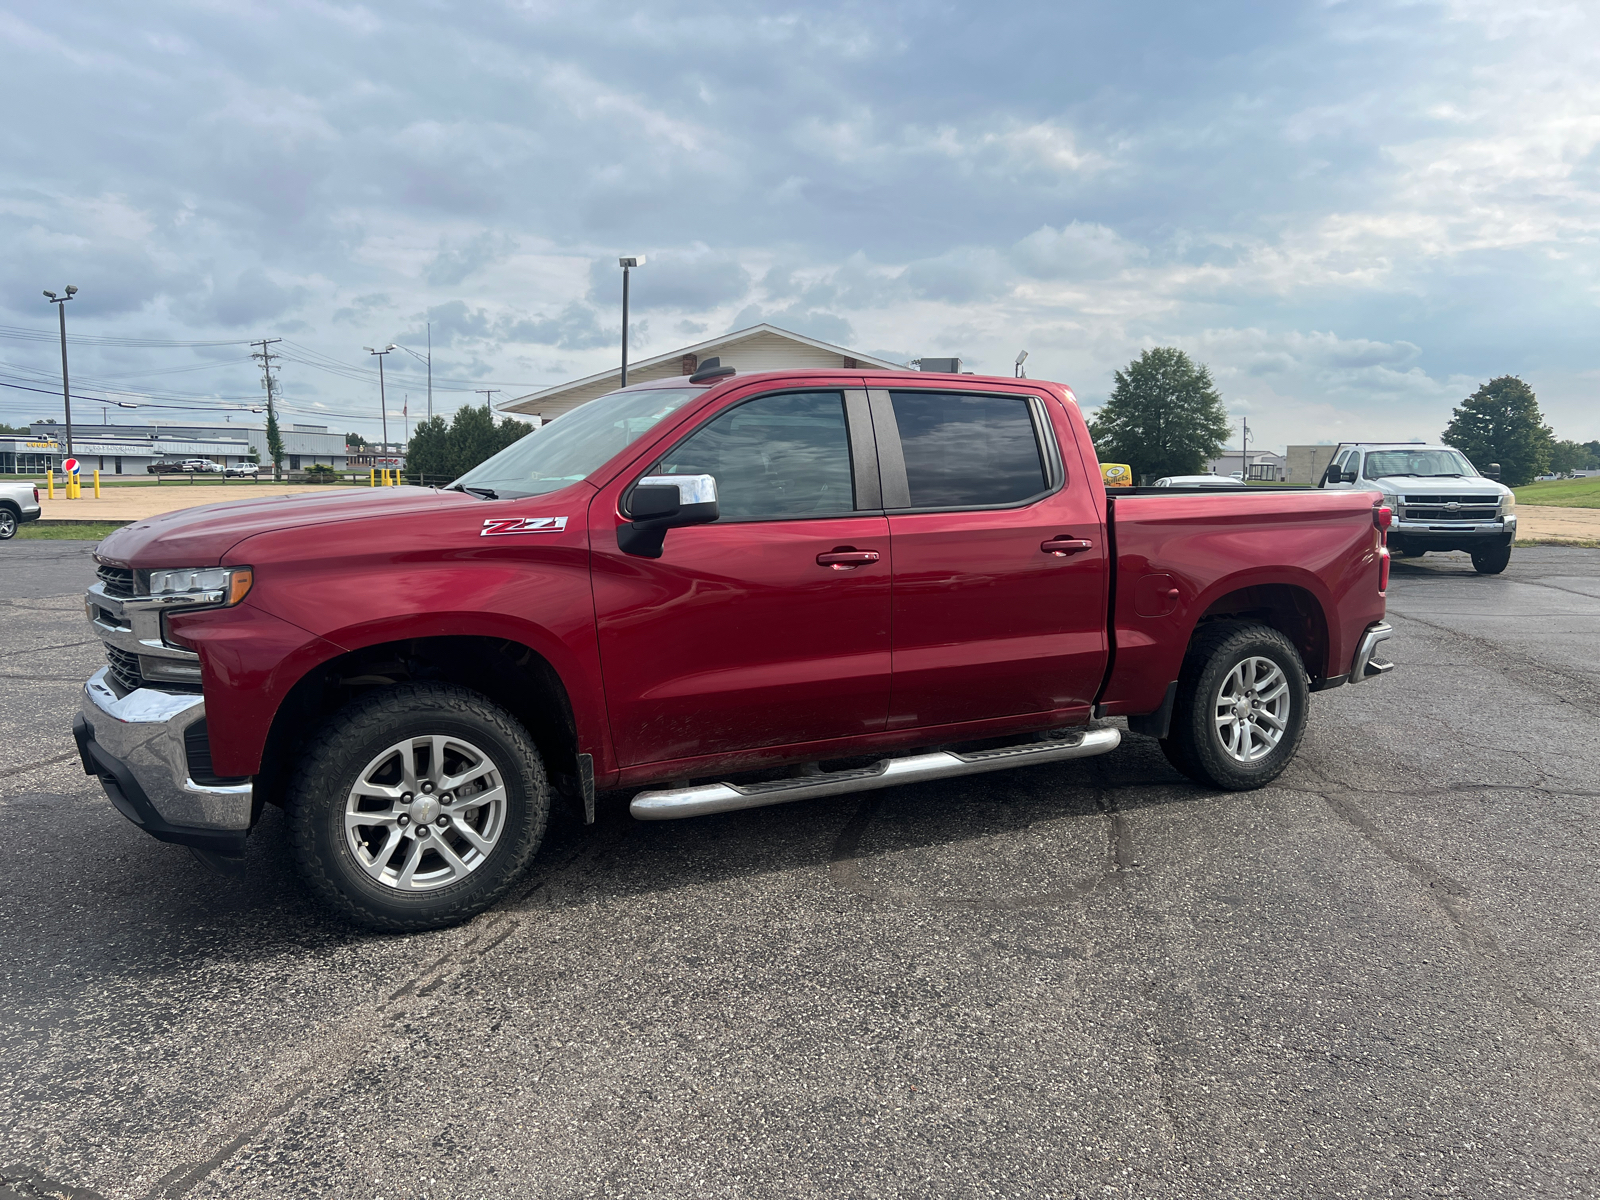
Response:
[[499, 324, 904, 423]]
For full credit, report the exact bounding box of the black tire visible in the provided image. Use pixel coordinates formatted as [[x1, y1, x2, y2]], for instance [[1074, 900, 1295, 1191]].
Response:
[[1471, 541, 1511, 574], [1159, 622, 1310, 791], [287, 682, 548, 932], [0, 507, 17, 540]]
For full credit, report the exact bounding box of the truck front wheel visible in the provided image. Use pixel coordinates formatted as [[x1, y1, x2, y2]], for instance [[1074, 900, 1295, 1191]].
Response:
[[287, 682, 549, 932], [1471, 541, 1512, 575], [1160, 622, 1309, 791]]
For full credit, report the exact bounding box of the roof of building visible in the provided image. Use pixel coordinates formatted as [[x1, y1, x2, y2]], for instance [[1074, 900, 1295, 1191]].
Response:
[[499, 324, 905, 421]]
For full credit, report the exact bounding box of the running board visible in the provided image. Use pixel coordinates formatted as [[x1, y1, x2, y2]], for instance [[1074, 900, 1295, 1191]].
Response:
[[629, 726, 1122, 821]]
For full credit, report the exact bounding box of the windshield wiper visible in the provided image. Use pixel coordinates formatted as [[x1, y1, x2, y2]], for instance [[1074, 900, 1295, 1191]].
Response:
[[448, 483, 499, 500]]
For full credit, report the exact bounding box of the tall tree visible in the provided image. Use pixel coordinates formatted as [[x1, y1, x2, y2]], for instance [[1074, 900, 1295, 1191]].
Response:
[[1088, 347, 1231, 482], [345, 431, 369, 448], [1548, 440, 1597, 476], [265, 408, 285, 480], [1441, 376, 1553, 486], [404, 406, 533, 483], [406, 415, 452, 481]]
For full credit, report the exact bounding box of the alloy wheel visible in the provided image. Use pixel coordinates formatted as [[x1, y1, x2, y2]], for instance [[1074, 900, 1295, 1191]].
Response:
[[1212, 656, 1291, 763], [343, 734, 507, 890]]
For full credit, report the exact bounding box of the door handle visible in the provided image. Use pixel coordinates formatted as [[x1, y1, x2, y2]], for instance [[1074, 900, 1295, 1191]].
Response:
[[1041, 536, 1094, 556], [817, 548, 881, 570]]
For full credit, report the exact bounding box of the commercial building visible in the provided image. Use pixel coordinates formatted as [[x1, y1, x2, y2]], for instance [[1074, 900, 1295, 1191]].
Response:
[[16, 420, 350, 474], [1286, 445, 1340, 485], [1206, 449, 1288, 481], [499, 324, 904, 423]]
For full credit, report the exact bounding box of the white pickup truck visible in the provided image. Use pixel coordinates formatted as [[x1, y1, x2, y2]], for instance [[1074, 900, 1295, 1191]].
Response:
[[0, 480, 43, 539], [1320, 442, 1515, 573]]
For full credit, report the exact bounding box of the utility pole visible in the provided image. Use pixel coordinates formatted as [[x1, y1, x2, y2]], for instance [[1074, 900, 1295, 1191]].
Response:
[[475, 388, 500, 412], [365, 345, 396, 460], [251, 337, 282, 481], [1241, 417, 1250, 480], [43, 286, 77, 459], [426, 322, 432, 421]]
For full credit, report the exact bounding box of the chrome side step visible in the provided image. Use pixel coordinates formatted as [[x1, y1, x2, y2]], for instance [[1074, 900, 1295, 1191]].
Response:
[[629, 726, 1122, 821], [1348, 620, 1395, 684]]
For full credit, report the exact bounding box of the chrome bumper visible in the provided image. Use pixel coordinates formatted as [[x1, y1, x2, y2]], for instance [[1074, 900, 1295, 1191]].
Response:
[[1348, 621, 1394, 684], [1391, 515, 1514, 535], [75, 666, 253, 845]]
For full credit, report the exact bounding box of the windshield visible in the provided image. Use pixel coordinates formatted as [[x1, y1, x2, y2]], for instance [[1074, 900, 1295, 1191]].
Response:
[[454, 387, 702, 498], [1362, 448, 1477, 480]]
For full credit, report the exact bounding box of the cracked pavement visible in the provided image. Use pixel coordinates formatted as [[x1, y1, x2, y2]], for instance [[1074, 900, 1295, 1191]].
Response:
[[1, 541, 1597, 1198]]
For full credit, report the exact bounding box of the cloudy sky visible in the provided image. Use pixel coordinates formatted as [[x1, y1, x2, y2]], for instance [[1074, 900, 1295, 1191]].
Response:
[[2, 0, 1597, 451]]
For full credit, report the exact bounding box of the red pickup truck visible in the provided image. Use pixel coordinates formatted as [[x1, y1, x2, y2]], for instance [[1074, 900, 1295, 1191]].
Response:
[[75, 365, 1394, 930]]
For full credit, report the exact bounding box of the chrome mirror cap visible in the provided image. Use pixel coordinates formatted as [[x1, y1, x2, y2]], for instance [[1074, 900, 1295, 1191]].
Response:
[[638, 474, 717, 505]]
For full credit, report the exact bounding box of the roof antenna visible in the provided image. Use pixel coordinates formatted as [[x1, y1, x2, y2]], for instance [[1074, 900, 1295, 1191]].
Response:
[[689, 356, 736, 383]]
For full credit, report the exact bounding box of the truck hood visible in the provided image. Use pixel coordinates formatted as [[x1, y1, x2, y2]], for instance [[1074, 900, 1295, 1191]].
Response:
[[1368, 475, 1510, 499], [95, 486, 483, 567]]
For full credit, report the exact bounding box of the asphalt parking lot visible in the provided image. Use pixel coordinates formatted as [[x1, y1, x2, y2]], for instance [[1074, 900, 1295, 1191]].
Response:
[[2, 541, 1597, 1199]]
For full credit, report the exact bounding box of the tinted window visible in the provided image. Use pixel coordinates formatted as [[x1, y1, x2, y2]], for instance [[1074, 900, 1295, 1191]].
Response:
[[889, 392, 1048, 508], [655, 391, 855, 521]]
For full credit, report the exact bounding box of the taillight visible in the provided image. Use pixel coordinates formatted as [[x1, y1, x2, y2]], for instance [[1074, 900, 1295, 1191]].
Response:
[[33, 486, 40, 504], [1374, 505, 1392, 531], [1378, 547, 1390, 593]]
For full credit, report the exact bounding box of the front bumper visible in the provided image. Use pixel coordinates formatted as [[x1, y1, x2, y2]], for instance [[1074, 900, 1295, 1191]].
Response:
[[74, 666, 253, 857], [1390, 514, 1514, 547]]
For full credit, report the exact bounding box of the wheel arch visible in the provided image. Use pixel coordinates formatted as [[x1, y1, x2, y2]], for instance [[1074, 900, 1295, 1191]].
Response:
[[255, 634, 584, 816], [1191, 580, 1332, 684]]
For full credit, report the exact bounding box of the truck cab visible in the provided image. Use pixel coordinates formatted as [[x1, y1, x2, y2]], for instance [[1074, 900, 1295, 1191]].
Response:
[[1320, 442, 1515, 573]]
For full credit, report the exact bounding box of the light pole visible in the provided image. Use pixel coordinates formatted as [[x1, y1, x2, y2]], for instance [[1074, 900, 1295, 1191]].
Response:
[[618, 256, 645, 386], [365, 344, 396, 460], [43, 286, 77, 458], [1014, 350, 1029, 379], [397, 332, 432, 421]]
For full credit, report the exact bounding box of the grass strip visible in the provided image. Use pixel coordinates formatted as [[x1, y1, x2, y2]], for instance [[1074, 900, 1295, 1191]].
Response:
[[16, 521, 128, 541]]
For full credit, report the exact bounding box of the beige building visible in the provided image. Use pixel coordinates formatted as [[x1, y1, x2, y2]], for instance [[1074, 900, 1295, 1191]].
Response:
[[1286, 445, 1340, 485], [499, 324, 903, 423]]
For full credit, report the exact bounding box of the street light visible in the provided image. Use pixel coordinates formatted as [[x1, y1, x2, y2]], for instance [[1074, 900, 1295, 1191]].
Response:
[[43, 285, 78, 457], [364, 344, 397, 458], [395, 326, 432, 421], [1014, 350, 1029, 379], [619, 256, 645, 387]]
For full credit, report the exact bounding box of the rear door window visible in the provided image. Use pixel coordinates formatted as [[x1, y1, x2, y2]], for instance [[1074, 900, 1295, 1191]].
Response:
[[888, 392, 1049, 509], [653, 391, 856, 521]]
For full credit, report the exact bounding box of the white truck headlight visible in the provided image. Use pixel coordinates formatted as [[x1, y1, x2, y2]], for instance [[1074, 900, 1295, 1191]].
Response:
[[1381, 492, 1403, 517], [147, 566, 254, 606], [1500, 494, 1515, 515]]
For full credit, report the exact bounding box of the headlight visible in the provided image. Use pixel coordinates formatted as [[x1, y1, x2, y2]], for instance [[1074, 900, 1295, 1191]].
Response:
[[146, 565, 254, 606], [1381, 492, 1402, 517], [1500, 493, 1515, 515]]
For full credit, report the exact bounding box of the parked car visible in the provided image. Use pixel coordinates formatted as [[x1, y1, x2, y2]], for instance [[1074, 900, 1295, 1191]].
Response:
[[147, 461, 186, 474], [0, 480, 42, 539], [183, 458, 223, 473], [1319, 442, 1514, 573], [1151, 475, 1245, 487], [224, 463, 260, 478], [75, 366, 1395, 930]]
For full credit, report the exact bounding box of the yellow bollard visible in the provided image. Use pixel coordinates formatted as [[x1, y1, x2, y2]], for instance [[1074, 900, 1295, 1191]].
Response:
[[370, 468, 376, 487], [94, 469, 101, 498], [47, 469, 55, 499]]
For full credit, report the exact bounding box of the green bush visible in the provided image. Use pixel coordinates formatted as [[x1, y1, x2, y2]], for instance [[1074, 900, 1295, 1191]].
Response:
[[304, 463, 337, 483]]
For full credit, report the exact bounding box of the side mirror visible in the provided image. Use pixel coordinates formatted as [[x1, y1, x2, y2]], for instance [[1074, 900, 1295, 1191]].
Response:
[[617, 474, 719, 558], [1342, 469, 1358, 484], [1484, 462, 1501, 481]]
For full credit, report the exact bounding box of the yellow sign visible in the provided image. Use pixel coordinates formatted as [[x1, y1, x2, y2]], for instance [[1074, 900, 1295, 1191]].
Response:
[[1101, 463, 1133, 487]]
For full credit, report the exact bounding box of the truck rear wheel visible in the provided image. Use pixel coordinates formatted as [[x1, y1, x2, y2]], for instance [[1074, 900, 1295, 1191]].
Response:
[[1471, 541, 1512, 574], [287, 682, 548, 932], [1160, 622, 1309, 791]]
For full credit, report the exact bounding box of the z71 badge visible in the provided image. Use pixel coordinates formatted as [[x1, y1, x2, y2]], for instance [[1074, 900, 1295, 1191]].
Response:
[[481, 516, 568, 536]]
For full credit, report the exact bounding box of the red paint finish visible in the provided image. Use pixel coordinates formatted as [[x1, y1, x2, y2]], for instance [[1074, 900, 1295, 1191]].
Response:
[[886, 500, 1108, 728], [589, 503, 893, 766], [92, 368, 1390, 799], [1099, 490, 1388, 715]]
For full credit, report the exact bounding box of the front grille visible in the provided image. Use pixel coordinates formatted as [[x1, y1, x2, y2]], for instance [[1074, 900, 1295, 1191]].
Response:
[[1402, 494, 1501, 506], [105, 644, 143, 692], [96, 563, 137, 599]]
